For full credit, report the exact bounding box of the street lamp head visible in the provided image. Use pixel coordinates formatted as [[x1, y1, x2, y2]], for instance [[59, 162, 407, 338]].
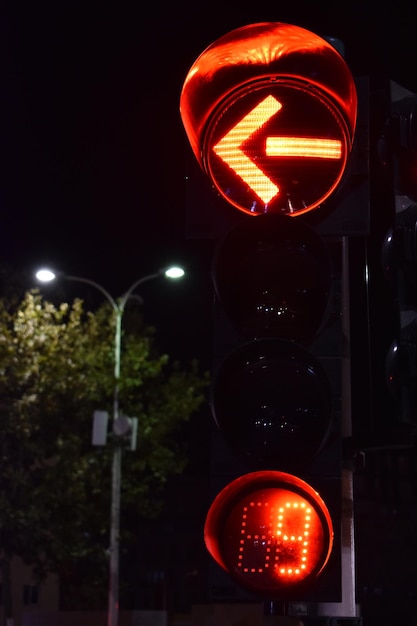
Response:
[[36, 268, 58, 283], [164, 266, 185, 279]]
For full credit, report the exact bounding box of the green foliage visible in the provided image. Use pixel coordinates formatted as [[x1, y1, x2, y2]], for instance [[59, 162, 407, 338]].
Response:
[[0, 290, 209, 603]]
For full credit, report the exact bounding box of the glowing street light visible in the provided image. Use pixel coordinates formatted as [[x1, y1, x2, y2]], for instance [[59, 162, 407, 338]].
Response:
[[36, 265, 185, 626]]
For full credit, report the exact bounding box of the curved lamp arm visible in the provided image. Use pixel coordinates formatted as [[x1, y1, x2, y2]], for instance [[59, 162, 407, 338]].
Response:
[[64, 274, 119, 313], [118, 270, 163, 312]]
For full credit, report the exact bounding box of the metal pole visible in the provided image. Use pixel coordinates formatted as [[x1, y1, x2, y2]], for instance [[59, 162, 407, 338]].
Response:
[[108, 309, 122, 626], [339, 236, 357, 617], [317, 236, 357, 619], [107, 272, 161, 626], [59, 275, 122, 626], [107, 275, 161, 626]]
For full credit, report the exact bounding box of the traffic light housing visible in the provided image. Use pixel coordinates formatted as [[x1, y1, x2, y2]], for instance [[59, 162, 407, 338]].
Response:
[[180, 21, 369, 606], [205, 212, 343, 603]]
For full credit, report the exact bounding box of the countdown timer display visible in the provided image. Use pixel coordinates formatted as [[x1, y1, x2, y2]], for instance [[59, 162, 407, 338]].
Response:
[[204, 471, 333, 597]]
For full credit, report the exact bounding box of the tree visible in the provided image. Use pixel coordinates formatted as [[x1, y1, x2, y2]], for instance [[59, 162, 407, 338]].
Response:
[[0, 290, 209, 617]]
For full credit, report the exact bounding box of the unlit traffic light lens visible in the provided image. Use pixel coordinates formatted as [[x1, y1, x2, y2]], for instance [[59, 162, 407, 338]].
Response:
[[210, 338, 332, 472], [212, 213, 333, 344]]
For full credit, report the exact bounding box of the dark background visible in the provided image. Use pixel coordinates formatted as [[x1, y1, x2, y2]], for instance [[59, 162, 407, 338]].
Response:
[[2, 1, 417, 364], [2, 2, 417, 623]]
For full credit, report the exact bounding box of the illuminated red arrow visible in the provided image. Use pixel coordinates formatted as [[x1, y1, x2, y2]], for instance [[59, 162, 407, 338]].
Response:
[[213, 95, 343, 205], [213, 95, 283, 205], [266, 137, 342, 159]]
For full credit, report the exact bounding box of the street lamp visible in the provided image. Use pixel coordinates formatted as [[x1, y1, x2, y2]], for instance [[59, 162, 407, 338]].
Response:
[[36, 265, 185, 626]]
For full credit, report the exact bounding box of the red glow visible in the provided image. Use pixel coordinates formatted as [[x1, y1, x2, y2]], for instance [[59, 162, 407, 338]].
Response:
[[205, 471, 333, 597]]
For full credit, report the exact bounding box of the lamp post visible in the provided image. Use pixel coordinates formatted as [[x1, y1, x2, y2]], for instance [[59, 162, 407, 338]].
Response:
[[36, 265, 185, 626]]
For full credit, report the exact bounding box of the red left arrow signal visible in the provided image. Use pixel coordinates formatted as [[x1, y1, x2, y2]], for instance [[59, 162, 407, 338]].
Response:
[[213, 95, 282, 205], [213, 95, 343, 206]]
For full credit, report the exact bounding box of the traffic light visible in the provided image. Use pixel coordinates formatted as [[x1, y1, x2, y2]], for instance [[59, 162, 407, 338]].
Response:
[[180, 21, 369, 606], [204, 212, 343, 603], [380, 81, 417, 428]]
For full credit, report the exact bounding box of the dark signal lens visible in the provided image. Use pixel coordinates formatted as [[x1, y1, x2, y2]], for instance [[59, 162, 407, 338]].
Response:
[[212, 213, 333, 344], [210, 338, 332, 472]]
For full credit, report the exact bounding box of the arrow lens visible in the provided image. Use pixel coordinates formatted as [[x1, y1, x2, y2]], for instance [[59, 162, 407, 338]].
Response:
[[206, 83, 350, 217]]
